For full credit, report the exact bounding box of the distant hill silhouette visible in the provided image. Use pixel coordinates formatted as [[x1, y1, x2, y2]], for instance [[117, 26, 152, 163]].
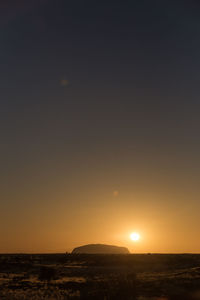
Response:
[[72, 244, 130, 254]]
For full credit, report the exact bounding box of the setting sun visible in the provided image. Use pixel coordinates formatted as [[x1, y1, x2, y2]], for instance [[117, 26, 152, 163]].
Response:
[[130, 232, 140, 241]]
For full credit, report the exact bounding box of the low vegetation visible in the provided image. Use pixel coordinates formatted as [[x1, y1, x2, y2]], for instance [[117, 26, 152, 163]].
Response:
[[0, 254, 200, 299]]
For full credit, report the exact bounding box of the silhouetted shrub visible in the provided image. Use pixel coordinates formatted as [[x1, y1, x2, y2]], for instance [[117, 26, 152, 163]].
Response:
[[38, 266, 57, 282]]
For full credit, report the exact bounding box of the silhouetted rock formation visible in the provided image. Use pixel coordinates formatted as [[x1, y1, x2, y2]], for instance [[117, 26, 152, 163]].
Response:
[[72, 244, 130, 254]]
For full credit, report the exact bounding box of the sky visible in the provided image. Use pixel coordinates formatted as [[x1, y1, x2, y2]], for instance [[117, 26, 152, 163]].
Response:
[[1, 0, 200, 253]]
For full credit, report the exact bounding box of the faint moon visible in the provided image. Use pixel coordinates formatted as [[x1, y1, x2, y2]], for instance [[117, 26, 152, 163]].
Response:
[[130, 232, 140, 241]]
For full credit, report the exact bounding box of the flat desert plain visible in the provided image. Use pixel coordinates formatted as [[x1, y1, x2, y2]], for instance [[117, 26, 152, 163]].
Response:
[[0, 254, 200, 299]]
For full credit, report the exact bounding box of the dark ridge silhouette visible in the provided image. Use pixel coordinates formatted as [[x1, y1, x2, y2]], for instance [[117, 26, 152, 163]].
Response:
[[72, 244, 130, 254]]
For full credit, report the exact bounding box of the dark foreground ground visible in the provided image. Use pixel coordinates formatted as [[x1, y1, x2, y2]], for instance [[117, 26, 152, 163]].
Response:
[[1, 254, 200, 299]]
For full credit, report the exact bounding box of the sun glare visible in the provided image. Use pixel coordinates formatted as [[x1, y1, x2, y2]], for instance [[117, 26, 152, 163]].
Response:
[[130, 232, 140, 241]]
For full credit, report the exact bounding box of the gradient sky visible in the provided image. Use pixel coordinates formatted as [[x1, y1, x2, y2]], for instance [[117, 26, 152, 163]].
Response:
[[1, 0, 200, 253]]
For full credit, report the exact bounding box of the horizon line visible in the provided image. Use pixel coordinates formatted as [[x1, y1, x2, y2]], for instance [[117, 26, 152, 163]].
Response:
[[1, 252, 200, 255]]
